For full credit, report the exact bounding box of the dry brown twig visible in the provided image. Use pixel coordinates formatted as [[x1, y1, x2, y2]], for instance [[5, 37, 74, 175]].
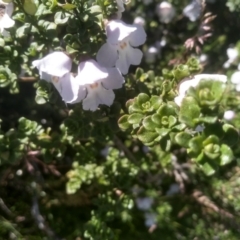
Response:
[[172, 156, 190, 193], [184, 0, 216, 54], [192, 190, 233, 217]]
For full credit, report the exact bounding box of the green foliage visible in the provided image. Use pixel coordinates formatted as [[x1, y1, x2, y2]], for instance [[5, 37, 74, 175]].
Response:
[[1, 0, 240, 239], [226, 0, 240, 11]]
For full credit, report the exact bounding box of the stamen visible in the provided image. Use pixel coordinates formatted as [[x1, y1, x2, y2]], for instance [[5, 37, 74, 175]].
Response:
[[89, 82, 99, 89], [51, 76, 59, 83], [119, 41, 127, 49]]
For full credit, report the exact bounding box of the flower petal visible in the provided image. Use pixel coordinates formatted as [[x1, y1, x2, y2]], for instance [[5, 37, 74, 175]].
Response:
[[116, 50, 130, 75], [6, 2, 14, 17], [106, 20, 137, 44], [1, 29, 10, 37], [231, 71, 240, 84], [71, 86, 87, 104], [183, 1, 201, 22], [174, 95, 184, 106], [227, 47, 238, 60], [126, 47, 143, 66], [116, 0, 125, 12], [32, 52, 72, 77], [82, 85, 115, 111], [51, 76, 62, 94], [156, 2, 176, 24], [194, 74, 227, 83], [77, 59, 108, 85], [0, 14, 15, 29], [60, 73, 80, 103], [40, 71, 52, 82], [116, 46, 143, 74], [178, 78, 200, 95], [102, 67, 125, 89], [96, 43, 118, 68], [129, 24, 147, 47]]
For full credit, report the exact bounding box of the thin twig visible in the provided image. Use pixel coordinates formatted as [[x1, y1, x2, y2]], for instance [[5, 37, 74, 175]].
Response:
[[0, 198, 13, 217], [113, 135, 137, 163], [31, 196, 62, 240]]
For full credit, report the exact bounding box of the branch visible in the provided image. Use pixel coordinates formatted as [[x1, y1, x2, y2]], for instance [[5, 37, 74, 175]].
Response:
[[31, 196, 62, 240], [113, 135, 137, 163]]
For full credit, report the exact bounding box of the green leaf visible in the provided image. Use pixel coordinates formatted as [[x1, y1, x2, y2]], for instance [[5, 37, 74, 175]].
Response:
[[0, 38, 5, 47], [151, 113, 162, 126], [135, 68, 144, 79], [118, 115, 131, 130], [126, 99, 134, 109], [150, 96, 162, 110], [203, 135, 219, 146], [155, 128, 170, 137], [204, 143, 220, 159], [35, 95, 47, 105], [157, 102, 176, 117], [222, 123, 239, 146], [66, 45, 78, 54], [197, 116, 218, 124], [172, 64, 190, 81], [168, 115, 177, 128], [142, 116, 159, 131], [172, 123, 186, 131], [128, 113, 144, 125], [60, 3, 76, 10], [220, 144, 234, 166], [188, 136, 204, 153], [137, 126, 158, 143], [35, 3, 52, 16], [23, 0, 38, 15], [129, 101, 142, 113], [201, 162, 216, 176], [187, 57, 201, 73], [175, 132, 192, 148], [137, 93, 150, 105], [16, 23, 31, 38], [196, 80, 226, 106], [179, 96, 200, 127], [54, 11, 70, 25]]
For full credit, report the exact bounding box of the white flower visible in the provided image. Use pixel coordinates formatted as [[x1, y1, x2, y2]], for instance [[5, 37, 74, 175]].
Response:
[[223, 47, 238, 68], [223, 110, 235, 120], [40, 72, 79, 103], [116, 0, 124, 19], [156, 1, 175, 24], [136, 197, 153, 211], [133, 16, 145, 27], [32, 51, 72, 78], [159, 38, 167, 47], [183, 0, 202, 22], [116, 0, 131, 19], [199, 53, 208, 63], [166, 183, 180, 196], [195, 125, 205, 132], [97, 20, 146, 74], [231, 71, 240, 91], [75, 60, 124, 111], [32, 52, 80, 103], [0, 0, 15, 36], [144, 213, 157, 227], [144, 46, 159, 64], [116, 0, 130, 19], [174, 74, 227, 106]]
